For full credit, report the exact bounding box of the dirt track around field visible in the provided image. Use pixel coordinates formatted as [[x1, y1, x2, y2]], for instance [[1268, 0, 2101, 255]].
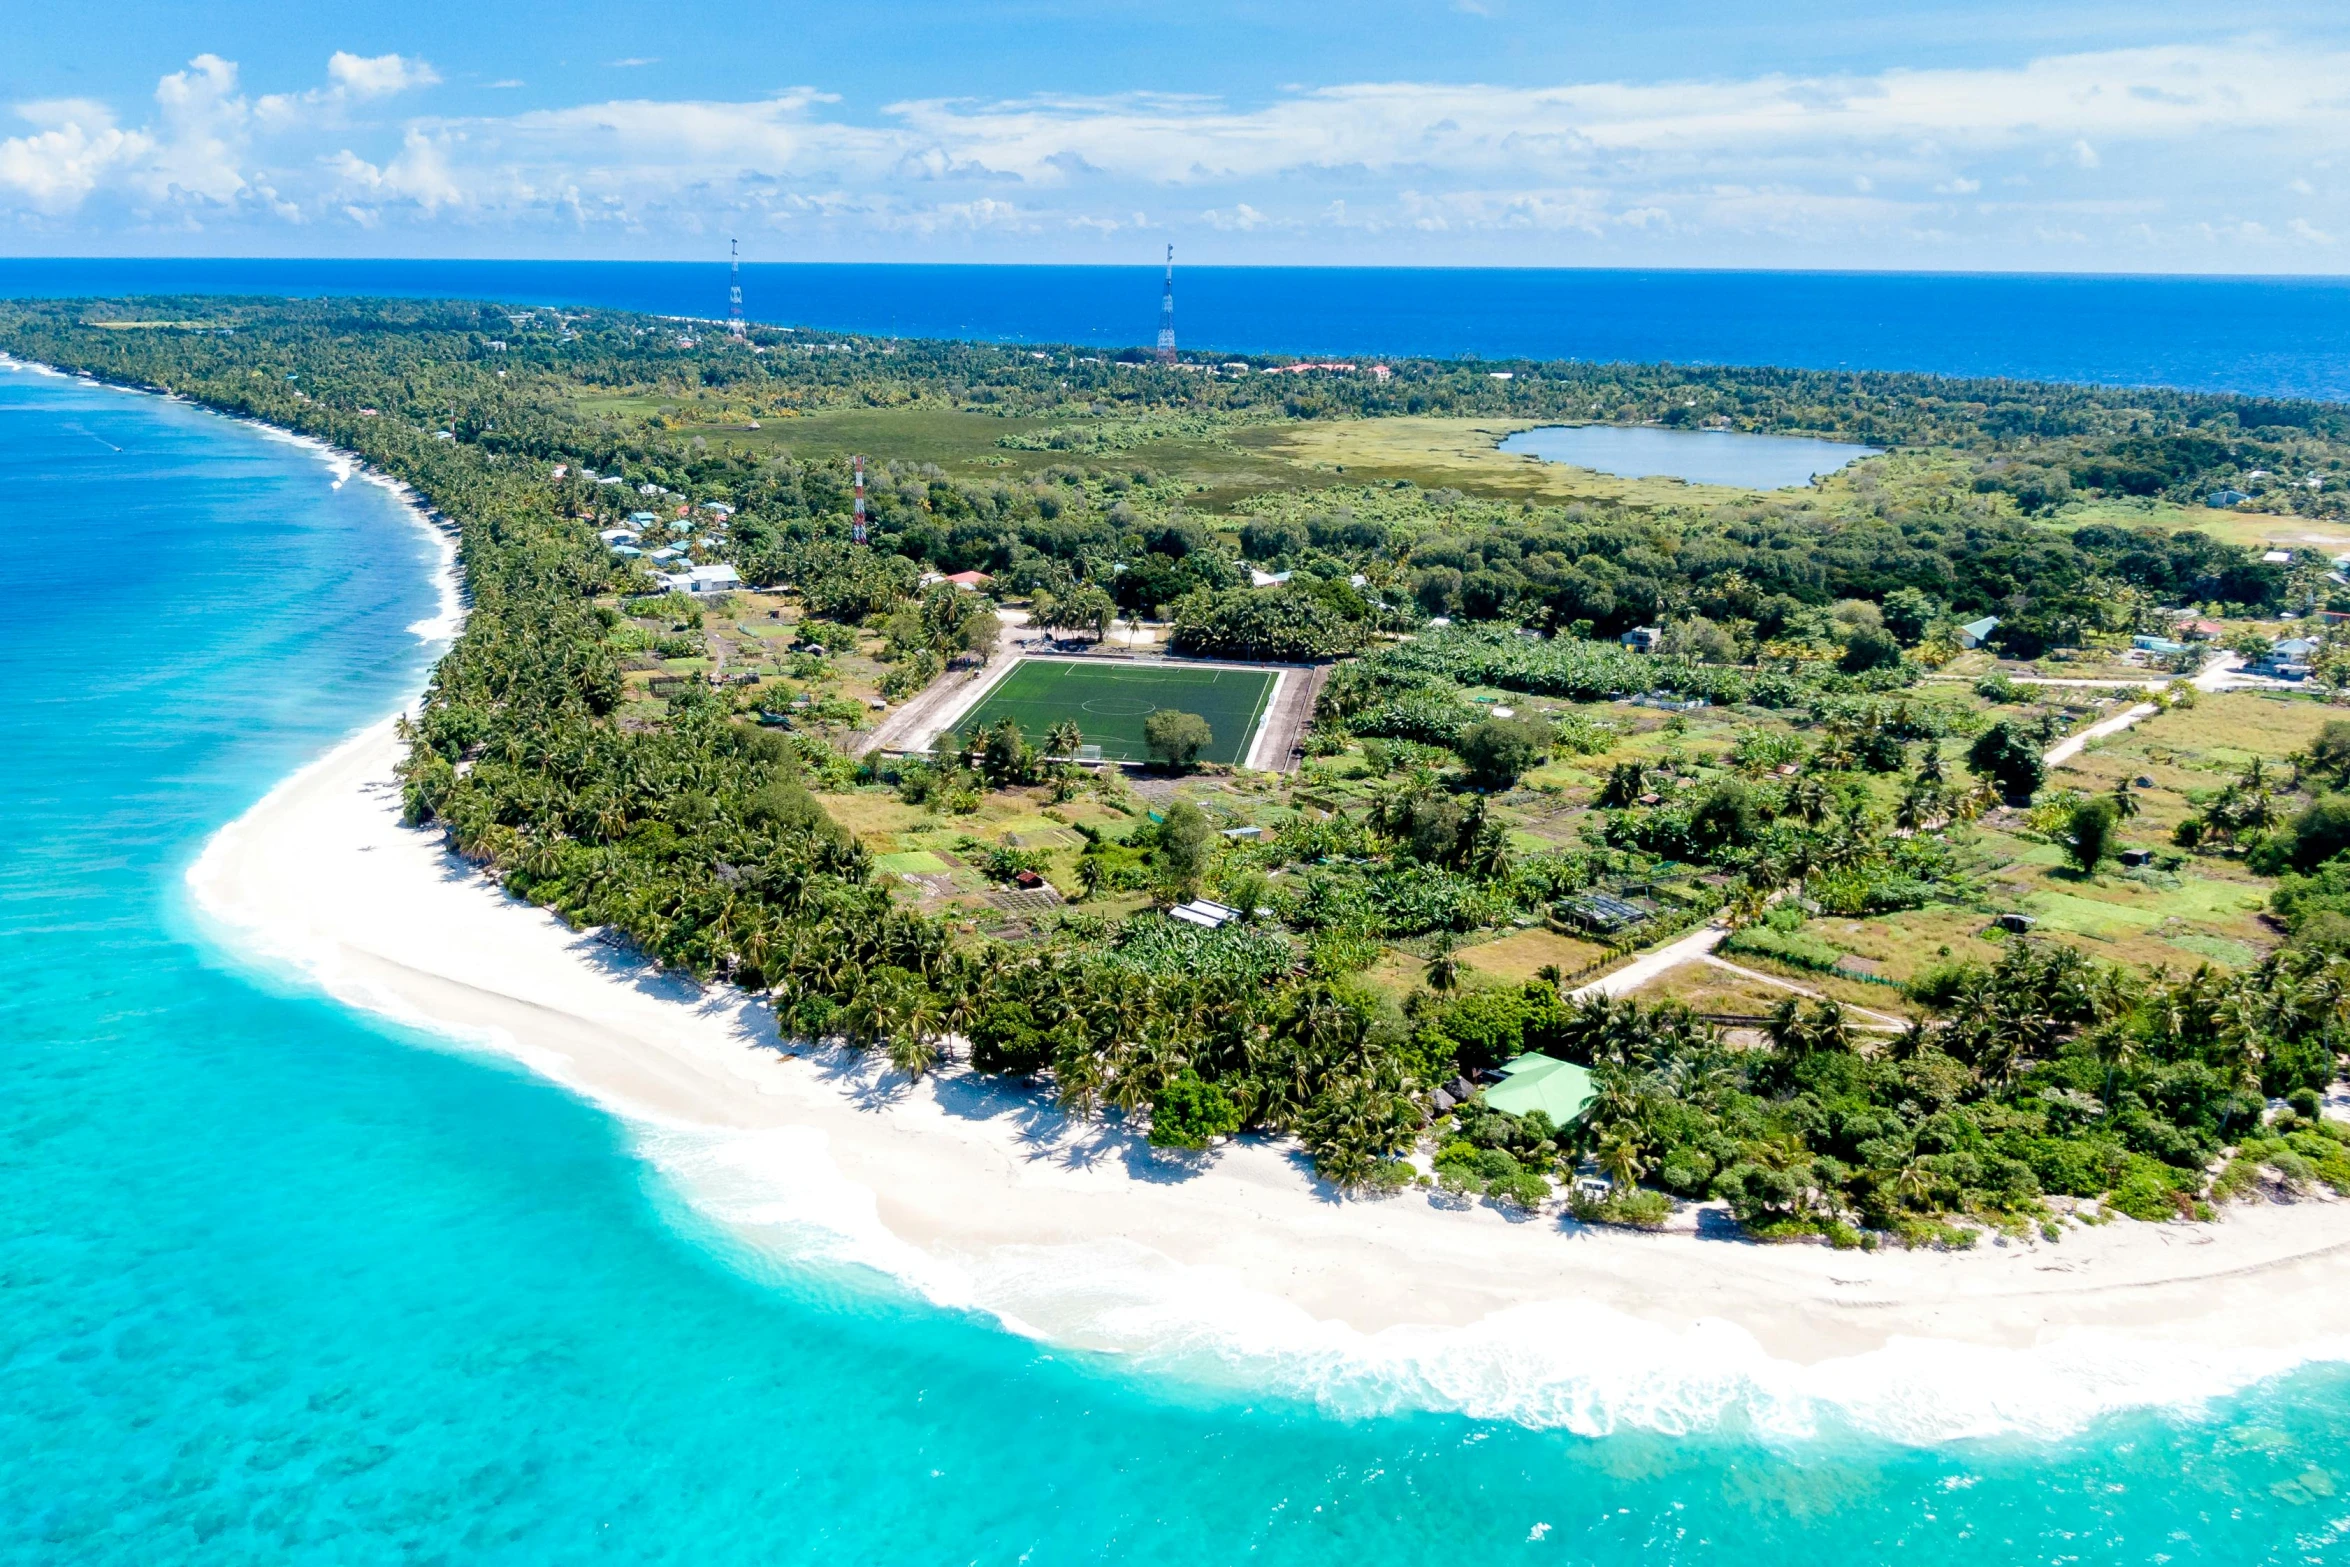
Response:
[[1246, 662, 1330, 774]]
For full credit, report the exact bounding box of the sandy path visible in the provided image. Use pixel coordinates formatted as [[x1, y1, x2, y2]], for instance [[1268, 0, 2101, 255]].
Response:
[[2044, 701, 2162, 769], [1698, 956, 1911, 1028], [853, 611, 1032, 757], [1563, 675, 2198, 1002], [1570, 924, 1726, 999]]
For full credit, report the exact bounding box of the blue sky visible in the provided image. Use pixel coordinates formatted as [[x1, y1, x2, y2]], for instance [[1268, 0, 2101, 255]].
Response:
[[3, 0, 2346, 270]]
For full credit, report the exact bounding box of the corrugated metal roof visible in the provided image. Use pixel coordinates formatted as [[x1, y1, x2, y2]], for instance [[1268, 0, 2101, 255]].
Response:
[[1483, 1053, 1596, 1125]]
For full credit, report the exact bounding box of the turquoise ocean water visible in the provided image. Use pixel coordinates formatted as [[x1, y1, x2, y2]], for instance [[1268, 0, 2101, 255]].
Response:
[[5, 363, 2350, 1562]]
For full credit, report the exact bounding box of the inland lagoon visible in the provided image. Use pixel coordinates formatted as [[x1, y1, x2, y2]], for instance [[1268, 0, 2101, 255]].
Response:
[[1499, 424, 1884, 490]]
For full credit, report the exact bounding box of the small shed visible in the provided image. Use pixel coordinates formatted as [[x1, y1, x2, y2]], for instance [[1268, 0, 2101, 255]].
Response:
[[1557, 891, 1654, 933], [1483, 1053, 1597, 1126], [1168, 898, 1240, 930], [1956, 616, 2001, 650]]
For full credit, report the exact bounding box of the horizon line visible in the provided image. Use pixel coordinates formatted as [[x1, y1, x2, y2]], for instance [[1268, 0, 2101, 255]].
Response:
[[1, 256, 2348, 285]]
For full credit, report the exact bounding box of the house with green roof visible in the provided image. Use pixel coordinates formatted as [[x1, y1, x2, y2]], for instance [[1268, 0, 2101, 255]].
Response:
[[1482, 1052, 1596, 1126]]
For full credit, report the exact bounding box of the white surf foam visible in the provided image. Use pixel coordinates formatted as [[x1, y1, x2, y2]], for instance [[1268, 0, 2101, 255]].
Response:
[[146, 352, 2350, 1453], [188, 766, 2350, 1452], [0, 355, 465, 648], [605, 1110, 2350, 1447], [0, 352, 72, 379], [232, 418, 464, 645]]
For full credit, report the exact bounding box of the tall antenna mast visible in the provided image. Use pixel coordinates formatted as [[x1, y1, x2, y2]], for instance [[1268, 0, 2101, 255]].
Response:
[[1155, 244, 1176, 364], [852, 455, 868, 545], [727, 238, 744, 341]]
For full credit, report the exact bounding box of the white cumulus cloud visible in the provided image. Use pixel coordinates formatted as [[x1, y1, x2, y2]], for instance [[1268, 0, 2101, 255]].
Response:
[[328, 52, 442, 100], [3, 38, 2348, 269], [0, 101, 152, 211]]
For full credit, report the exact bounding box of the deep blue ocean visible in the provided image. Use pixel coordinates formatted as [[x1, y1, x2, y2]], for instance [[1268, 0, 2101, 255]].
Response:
[[2, 259, 2348, 401], [6, 295, 2350, 1560]]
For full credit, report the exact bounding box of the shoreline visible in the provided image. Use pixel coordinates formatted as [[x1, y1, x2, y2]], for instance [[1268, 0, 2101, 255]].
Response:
[[25, 347, 2350, 1441], [0, 351, 466, 648], [187, 717, 2350, 1442]]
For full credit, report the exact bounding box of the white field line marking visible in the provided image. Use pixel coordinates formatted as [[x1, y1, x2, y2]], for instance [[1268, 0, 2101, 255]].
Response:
[[1242, 670, 1289, 771]]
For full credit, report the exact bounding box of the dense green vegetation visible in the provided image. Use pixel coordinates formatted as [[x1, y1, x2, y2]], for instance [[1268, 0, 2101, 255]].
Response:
[[1419, 944, 2347, 1243], [4, 293, 2345, 1243]]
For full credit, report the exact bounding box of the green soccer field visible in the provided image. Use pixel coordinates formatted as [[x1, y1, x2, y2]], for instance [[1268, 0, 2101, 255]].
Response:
[[949, 658, 1279, 766]]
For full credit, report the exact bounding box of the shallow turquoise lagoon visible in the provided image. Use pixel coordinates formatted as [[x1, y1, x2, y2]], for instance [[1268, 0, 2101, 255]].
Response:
[[4, 365, 2349, 1564]]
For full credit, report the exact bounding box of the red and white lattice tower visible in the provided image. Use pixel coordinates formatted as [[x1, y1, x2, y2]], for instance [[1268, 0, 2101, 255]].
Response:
[[852, 455, 868, 544], [1155, 244, 1176, 364], [727, 238, 745, 341]]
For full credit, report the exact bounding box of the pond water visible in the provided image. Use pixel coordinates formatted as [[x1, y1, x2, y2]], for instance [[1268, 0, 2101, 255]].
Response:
[[1499, 423, 1881, 490]]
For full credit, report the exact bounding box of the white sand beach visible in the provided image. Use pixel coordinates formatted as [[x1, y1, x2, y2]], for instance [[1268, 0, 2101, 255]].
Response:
[[188, 719, 2350, 1440]]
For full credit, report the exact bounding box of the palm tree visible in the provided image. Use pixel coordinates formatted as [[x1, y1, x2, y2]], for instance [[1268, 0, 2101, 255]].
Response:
[[1598, 1128, 1647, 1193], [1045, 719, 1083, 764], [1051, 1027, 1105, 1118], [1893, 1156, 1934, 1212], [2084, 1021, 2139, 1113], [885, 987, 944, 1080], [1950, 781, 1999, 824], [2237, 781, 2282, 838], [1766, 998, 1852, 1059], [1809, 729, 1858, 774], [1425, 942, 1462, 995], [1894, 780, 1939, 833], [1785, 776, 1834, 827], [1466, 819, 1515, 881], [1596, 760, 1652, 809]]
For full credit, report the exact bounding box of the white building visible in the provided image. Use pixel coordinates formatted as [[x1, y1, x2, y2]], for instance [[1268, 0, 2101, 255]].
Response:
[[660, 564, 744, 595]]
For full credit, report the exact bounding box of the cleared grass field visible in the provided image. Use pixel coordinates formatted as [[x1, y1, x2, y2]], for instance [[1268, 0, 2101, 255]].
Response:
[[953, 658, 1278, 765]]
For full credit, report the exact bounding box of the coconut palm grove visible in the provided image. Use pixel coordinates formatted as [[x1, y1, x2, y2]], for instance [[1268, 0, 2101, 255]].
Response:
[[6, 292, 2350, 1244]]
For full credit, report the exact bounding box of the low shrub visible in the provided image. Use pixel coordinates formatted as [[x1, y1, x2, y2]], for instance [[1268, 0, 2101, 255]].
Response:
[[1568, 1185, 1672, 1229]]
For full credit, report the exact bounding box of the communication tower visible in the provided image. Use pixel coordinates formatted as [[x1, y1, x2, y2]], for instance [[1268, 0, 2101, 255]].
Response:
[[852, 455, 868, 544], [1155, 244, 1176, 364], [728, 238, 744, 340]]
